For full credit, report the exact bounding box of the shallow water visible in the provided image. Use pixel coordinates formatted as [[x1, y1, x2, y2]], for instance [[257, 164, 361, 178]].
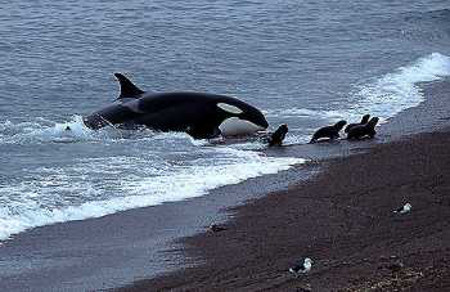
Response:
[[0, 0, 450, 240]]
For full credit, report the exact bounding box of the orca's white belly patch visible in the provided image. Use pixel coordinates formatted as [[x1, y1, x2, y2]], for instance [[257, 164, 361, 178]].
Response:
[[218, 117, 264, 136]]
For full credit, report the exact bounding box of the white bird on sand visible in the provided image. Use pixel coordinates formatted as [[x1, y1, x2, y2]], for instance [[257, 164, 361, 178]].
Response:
[[393, 203, 412, 214], [207, 223, 226, 233], [289, 258, 313, 276]]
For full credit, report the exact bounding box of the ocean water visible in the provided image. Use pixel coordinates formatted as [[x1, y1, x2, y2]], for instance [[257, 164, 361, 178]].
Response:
[[1, 0, 450, 240]]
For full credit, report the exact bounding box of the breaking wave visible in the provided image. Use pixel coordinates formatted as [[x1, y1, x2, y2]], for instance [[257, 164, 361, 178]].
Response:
[[266, 52, 450, 126], [0, 118, 304, 240]]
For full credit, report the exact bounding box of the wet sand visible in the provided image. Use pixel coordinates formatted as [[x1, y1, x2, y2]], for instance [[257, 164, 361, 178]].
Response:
[[123, 128, 450, 291], [121, 80, 450, 291]]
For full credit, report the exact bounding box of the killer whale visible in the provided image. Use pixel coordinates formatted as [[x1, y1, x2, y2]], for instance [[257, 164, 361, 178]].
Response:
[[83, 73, 269, 139]]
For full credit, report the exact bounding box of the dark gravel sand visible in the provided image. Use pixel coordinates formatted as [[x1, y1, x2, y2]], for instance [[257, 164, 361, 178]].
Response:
[[122, 128, 450, 291]]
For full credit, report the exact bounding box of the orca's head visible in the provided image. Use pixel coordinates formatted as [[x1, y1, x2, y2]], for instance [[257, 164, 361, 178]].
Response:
[[215, 101, 269, 136]]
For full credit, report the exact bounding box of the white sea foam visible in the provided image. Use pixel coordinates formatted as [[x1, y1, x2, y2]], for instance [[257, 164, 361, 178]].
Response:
[[265, 108, 345, 119], [265, 53, 450, 124], [351, 52, 450, 120], [0, 116, 103, 145], [0, 146, 304, 240], [283, 133, 311, 145], [0, 116, 203, 147]]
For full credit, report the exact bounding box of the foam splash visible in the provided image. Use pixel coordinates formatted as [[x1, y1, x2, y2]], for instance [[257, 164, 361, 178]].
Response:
[[283, 133, 311, 146], [0, 116, 101, 144], [264, 108, 345, 119], [0, 149, 304, 240], [352, 52, 450, 119], [265, 53, 450, 125], [0, 116, 179, 146]]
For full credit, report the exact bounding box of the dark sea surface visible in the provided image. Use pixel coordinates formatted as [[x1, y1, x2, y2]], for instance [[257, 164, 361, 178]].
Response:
[[0, 0, 450, 290]]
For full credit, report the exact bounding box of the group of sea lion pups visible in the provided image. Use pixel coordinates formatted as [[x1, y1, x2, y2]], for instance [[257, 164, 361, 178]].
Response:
[[310, 114, 379, 143], [267, 114, 379, 146]]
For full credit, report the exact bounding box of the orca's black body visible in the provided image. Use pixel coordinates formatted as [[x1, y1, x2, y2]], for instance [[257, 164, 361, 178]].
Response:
[[347, 117, 379, 140], [309, 120, 347, 143], [83, 74, 269, 139]]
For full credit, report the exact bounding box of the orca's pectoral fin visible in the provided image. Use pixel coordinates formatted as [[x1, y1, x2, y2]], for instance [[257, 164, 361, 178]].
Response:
[[114, 73, 145, 99]]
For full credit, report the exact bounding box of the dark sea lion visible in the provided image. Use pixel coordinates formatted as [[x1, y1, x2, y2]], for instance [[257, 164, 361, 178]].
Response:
[[345, 114, 370, 133], [268, 124, 288, 147], [309, 120, 347, 143], [347, 117, 379, 140]]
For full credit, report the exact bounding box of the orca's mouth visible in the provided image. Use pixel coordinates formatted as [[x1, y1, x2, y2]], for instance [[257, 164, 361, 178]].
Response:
[[250, 110, 269, 129], [82, 114, 110, 130], [258, 118, 269, 129]]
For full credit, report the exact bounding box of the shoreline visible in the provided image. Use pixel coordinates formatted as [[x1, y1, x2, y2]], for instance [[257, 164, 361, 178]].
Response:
[[121, 79, 450, 291], [123, 128, 450, 291], [0, 80, 449, 291]]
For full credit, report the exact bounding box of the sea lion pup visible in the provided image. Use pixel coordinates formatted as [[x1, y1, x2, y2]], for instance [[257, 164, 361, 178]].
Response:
[[309, 120, 347, 143], [347, 117, 379, 140], [345, 114, 370, 133], [268, 124, 288, 147]]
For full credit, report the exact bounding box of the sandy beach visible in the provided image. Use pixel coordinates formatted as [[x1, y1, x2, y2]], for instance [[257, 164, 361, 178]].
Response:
[[125, 129, 450, 291], [121, 80, 450, 291]]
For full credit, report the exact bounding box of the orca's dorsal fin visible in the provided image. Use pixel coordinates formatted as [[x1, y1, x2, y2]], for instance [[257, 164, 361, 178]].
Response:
[[114, 73, 145, 99]]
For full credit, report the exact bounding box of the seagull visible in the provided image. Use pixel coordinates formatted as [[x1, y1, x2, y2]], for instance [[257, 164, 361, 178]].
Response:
[[289, 258, 313, 276], [208, 223, 227, 233], [393, 203, 412, 214]]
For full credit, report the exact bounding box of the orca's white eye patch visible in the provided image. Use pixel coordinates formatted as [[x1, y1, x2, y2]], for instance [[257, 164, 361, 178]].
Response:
[[217, 103, 243, 115]]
